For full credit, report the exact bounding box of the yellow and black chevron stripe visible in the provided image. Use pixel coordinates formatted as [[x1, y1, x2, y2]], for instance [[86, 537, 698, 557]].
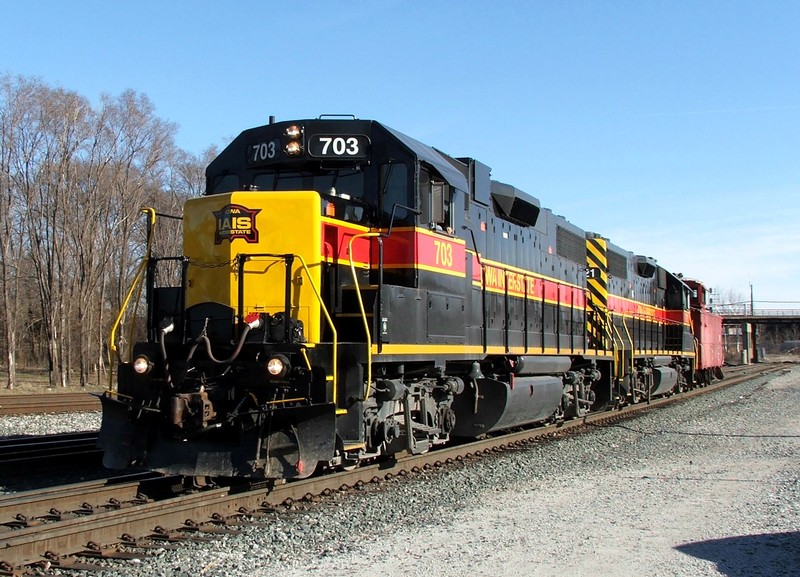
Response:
[[586, 236, 610, 350]]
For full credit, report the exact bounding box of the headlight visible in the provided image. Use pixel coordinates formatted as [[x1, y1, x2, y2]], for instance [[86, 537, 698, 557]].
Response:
[[132, 355, 153, 375], [284, 125, 302, 139], [284, 140, 303, 157], [266, 354, 290, 378]]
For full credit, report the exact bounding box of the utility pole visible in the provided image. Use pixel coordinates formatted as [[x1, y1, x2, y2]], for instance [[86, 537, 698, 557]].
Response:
[[750, 284, 759, 363]]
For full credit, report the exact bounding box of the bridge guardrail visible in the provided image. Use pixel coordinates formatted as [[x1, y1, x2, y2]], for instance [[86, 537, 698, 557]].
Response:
[[718, 309, 800, 318]]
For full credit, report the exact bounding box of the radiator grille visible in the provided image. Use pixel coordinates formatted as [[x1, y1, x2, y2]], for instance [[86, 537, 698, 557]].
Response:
[[557, 227, 586, 264]]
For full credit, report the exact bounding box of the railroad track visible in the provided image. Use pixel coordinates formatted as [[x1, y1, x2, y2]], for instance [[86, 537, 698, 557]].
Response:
[[0, 393, 100, 416], [0, 472, 163, 529], [0, 362, 788, 574], [0, 431, 100, 467]]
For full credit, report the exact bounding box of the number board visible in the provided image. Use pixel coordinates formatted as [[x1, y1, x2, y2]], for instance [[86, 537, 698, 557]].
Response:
[[308, 134, 369, 159], [247, 139, 281, 166]]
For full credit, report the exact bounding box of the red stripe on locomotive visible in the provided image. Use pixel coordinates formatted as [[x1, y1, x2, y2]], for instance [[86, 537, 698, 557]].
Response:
[[382, 229, 466, 274], [322, 220, 372, 264]]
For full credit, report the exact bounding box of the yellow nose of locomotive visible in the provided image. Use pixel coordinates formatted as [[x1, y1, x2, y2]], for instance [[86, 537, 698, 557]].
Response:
[[182, 190, 323, 343]]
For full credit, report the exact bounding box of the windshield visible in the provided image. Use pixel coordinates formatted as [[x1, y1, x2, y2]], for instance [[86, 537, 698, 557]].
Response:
[[253, 169, 366, 201]]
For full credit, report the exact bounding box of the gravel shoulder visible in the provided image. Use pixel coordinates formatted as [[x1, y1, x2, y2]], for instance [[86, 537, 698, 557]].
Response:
[[7, 364, 799, 577], [182, 366, 799, 577], [270, 366, 799, 577]]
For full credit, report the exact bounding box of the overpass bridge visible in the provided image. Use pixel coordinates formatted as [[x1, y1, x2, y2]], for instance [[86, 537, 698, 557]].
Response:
[[720, 309, 800, 325], [718, 309, 800, 362]]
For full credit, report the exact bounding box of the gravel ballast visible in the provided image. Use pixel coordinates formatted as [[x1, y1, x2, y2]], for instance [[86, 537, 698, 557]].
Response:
[[0, 412, 100, 438], [4, 365, 799, 576]]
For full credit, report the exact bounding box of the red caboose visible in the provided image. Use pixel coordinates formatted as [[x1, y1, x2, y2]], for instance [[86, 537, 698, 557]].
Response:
[[684, 279, 725, 384]]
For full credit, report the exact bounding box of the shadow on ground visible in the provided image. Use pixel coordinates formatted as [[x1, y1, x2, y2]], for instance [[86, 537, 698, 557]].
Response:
[[675, 531, 800, 577]]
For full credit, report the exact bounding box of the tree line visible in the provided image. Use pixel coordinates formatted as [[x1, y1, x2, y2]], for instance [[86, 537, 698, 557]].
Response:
[[0, 74, 212, 389]]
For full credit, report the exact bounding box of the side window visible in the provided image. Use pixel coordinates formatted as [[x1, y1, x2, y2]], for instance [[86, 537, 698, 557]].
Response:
[[665, 281, 688, 310], [380, 162, 411, 226], [431, 180, 452, 232], [421, 165, 452, 233]]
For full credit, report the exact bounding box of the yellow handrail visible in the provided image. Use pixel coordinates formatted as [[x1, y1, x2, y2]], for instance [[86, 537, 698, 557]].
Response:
[[608, 314, 626, 380], [348, 232, 382, 401], [620, 315, 636, 381], [291, 254, 341, 413], [108, 207, 157, 387]]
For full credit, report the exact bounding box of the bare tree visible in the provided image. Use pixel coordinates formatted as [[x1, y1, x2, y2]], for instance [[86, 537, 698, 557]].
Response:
[[98, 91, 179, 367], [0, 75, 204, 389], [710, 287, 749, 315], [0, 74, 30, 388], [19, 85, 91, 386]]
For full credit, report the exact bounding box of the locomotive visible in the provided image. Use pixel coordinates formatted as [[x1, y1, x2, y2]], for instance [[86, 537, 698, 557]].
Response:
[[99, 116, 724, 480]]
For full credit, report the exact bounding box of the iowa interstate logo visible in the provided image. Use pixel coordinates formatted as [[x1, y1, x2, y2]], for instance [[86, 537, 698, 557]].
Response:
[[213, 204, 261, 244]]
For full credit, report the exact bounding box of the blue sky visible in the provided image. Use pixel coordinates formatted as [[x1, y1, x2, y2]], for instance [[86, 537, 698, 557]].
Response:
[[2, 1, 799, 309]]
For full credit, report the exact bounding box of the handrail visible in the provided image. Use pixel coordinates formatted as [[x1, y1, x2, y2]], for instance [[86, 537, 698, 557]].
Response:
[[292, 254, 341, 413], [690, 319, 699, 370], [620, 316, 635, 380], [582, 288, 593, 354], [348, 232, 383, 401], [584, 287, 607, 352], [239, 253, 340, 413], [608, 314, 626, 381], [108, 208, 157, 386]]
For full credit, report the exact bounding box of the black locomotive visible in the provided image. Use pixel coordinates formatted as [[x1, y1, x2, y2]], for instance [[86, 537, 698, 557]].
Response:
[[99, 116, 721, 479]]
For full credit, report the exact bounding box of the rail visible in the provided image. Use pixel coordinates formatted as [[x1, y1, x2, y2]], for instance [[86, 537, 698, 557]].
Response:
[[0, 393, 100, 416], [0, 431, 100, 466]]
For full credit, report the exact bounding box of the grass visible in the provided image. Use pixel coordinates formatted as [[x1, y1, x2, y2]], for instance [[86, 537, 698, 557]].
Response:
[[0, 368, 108, 394]]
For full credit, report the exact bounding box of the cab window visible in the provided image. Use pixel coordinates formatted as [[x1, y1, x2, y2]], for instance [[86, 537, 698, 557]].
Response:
[[431, 180, 451, 231], [380, 162, 411, 226], [209, 174, 240, 194], [420, 166, 452, 233]]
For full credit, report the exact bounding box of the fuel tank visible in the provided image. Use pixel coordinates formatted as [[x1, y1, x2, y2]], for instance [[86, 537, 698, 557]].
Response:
[[450, 376, 562, 437], [649, 366, 678, 396]]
